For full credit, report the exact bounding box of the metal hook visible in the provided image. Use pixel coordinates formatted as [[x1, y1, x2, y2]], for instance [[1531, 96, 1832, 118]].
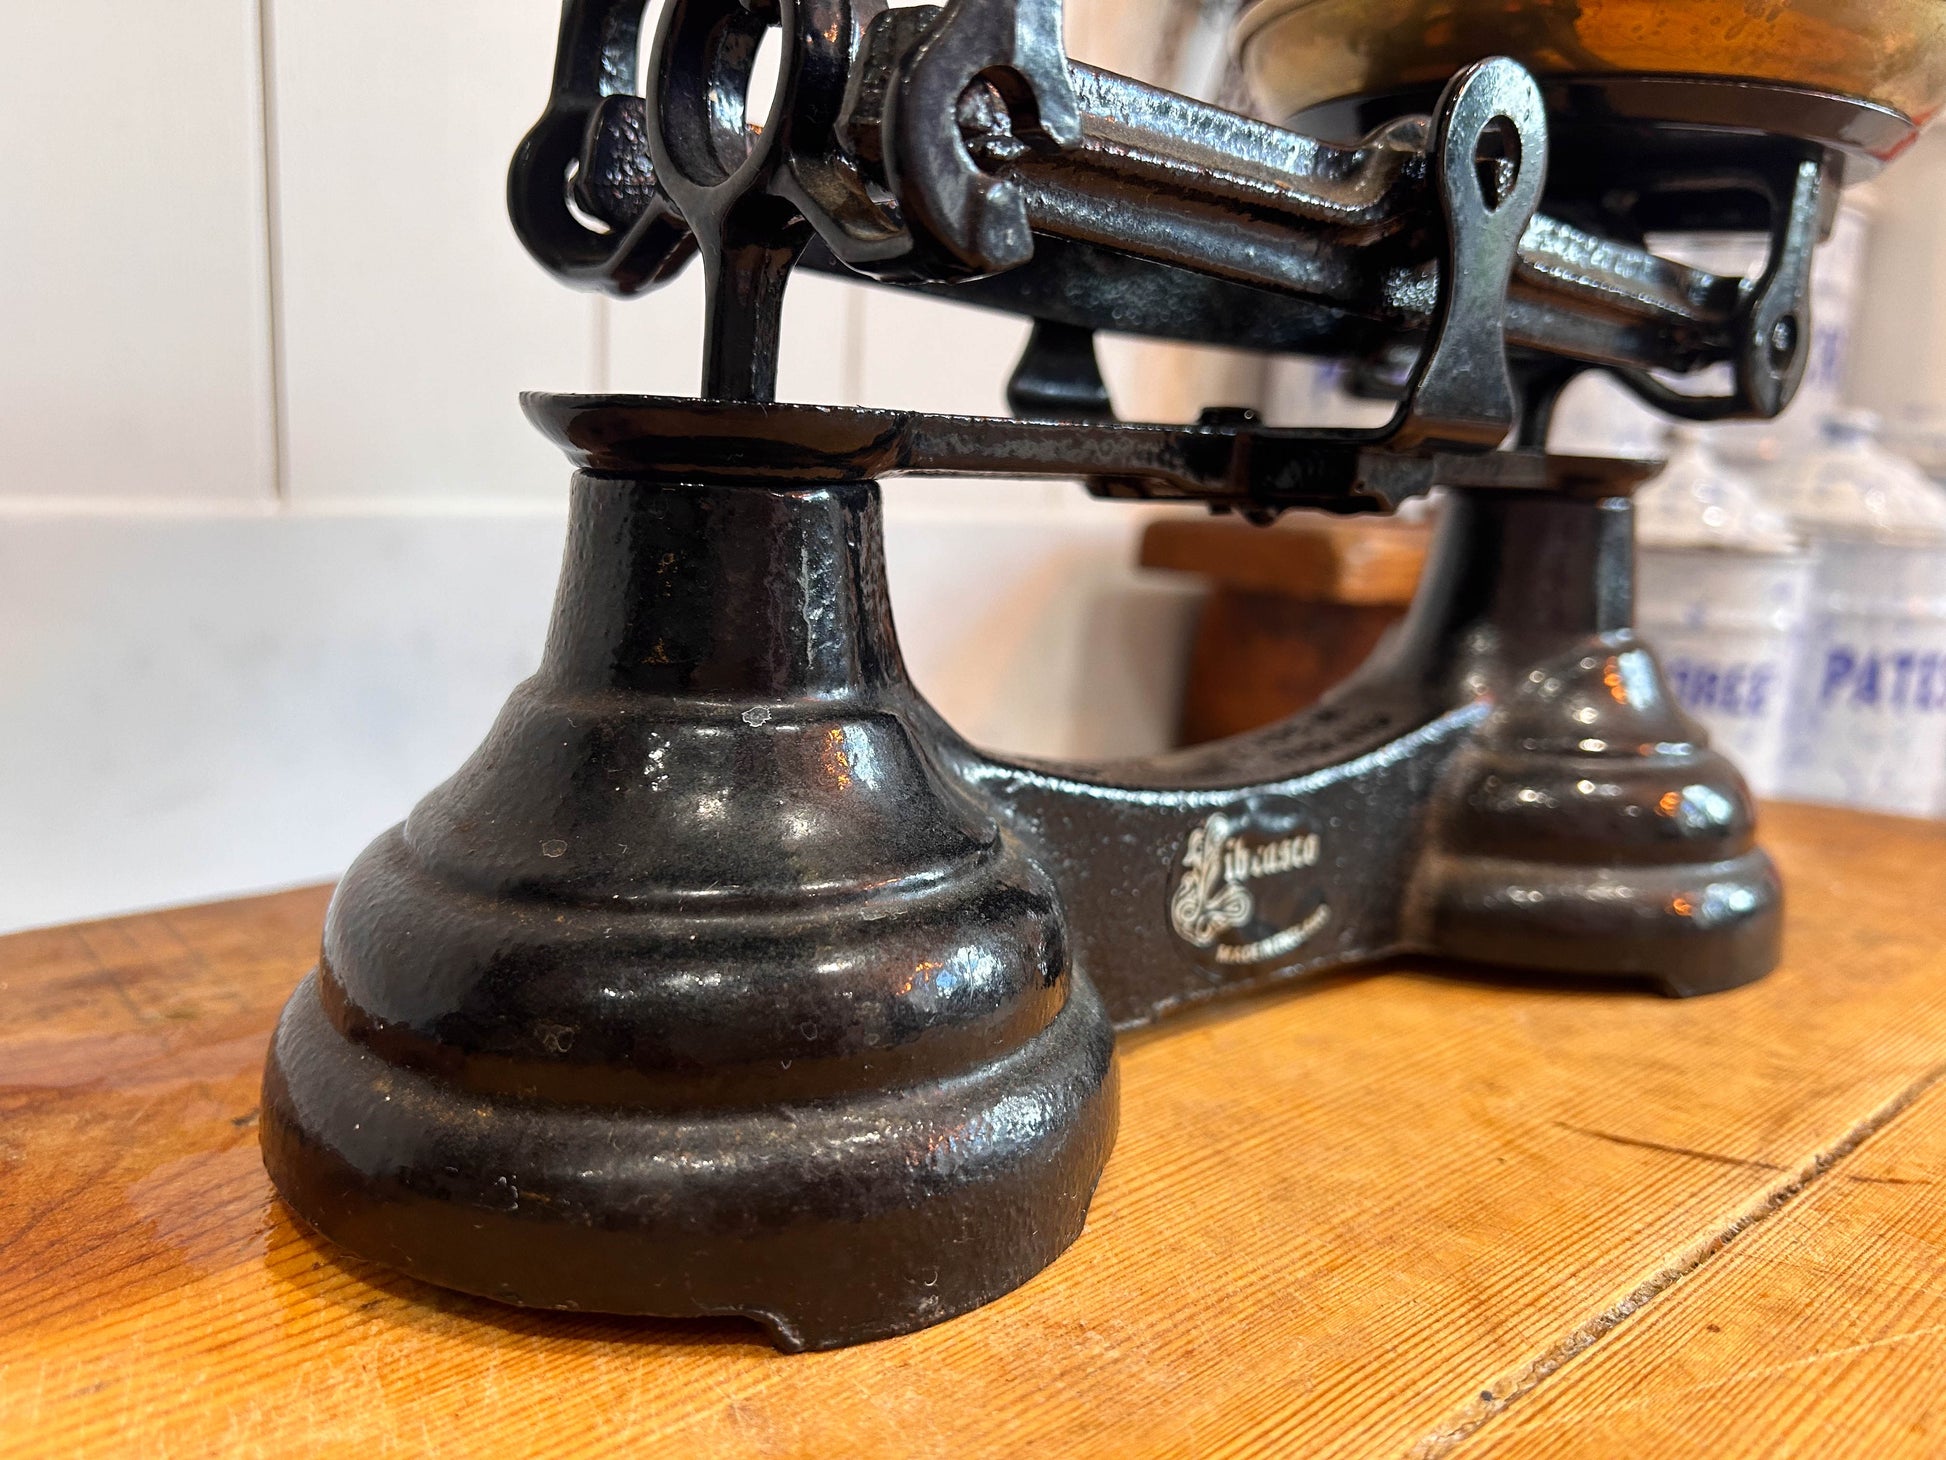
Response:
[[507, 0, 698, 297]]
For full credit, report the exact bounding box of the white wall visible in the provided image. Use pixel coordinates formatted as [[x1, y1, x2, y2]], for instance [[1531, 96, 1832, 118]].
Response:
[[0, 0, 1204, 933], [1852, 126, 1946, 427], [1, 0, 275, 506]]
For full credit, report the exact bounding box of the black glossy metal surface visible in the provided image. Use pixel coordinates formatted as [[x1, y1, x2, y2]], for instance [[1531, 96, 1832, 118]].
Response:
[[264, 476, 1118, 1349], [523, 390, 1647, 512], [263, 0, 1843, 1353], [262, 442, 1775, 1350], [509, 0, 1767, 384]]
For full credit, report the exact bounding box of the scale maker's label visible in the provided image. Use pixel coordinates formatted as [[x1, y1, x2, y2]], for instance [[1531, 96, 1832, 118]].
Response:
[[1169, 809, 1330, 967]]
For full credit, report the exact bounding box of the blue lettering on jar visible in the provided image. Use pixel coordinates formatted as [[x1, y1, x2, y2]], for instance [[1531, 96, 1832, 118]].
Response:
[[1664, 657, 1778, 720], [1818, 647, 1946, 712]]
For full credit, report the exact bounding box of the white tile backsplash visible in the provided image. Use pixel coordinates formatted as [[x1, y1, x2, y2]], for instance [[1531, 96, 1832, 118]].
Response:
[[0, 0, 275, 504], [0, 504, 1193, 932], [266, 0, 602, 504]]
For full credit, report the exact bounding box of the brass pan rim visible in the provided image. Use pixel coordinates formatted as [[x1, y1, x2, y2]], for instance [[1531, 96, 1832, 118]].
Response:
[[1282, 72, 1917, 170], [1235, 0, 1946, 138]]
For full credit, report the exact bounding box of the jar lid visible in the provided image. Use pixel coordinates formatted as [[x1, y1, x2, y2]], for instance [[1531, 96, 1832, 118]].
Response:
[[1635, 427, 1804, 554], [1767, 411, 1946, 545]]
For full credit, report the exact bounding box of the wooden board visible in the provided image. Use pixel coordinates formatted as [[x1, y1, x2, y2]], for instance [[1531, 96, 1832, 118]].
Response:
[[1139, 514, 1433, 743], [1139, 514, 1431, 605], [1173, 592, 1403, 744], [4, 802, 1946, 1457]]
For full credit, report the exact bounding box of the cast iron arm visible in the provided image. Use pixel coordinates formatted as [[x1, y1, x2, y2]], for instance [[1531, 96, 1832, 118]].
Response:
[[507, 0, 1822, 509]]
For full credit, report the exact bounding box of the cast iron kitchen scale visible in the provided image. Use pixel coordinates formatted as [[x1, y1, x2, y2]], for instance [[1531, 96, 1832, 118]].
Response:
[[260, 0, 1945, 1349]]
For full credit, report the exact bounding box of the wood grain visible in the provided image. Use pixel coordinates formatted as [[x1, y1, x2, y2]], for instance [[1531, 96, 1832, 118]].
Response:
[[4, 803, 1946, 1457], [1457, 1082, 1946, 1459]]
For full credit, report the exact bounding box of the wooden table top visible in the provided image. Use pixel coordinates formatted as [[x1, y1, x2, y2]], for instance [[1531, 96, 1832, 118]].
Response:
[[6, 801, 1946, 1457]]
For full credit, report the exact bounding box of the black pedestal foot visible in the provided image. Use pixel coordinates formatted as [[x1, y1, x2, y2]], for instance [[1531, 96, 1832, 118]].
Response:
[[1407, 487, 1782, 996], [261, 474, 1118, 1349]]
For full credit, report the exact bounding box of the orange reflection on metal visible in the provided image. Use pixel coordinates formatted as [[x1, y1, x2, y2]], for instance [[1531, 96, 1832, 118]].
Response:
[[821, 726, 854, 790], [895, 959, 943, 999], [1658, 789, 1683, 816], [1671, 895, 1695, 917], [1603, 658, 1630, 706]]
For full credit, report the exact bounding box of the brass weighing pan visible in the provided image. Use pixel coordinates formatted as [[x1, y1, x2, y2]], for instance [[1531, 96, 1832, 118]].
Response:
[[1237, 0, 1946, 167]]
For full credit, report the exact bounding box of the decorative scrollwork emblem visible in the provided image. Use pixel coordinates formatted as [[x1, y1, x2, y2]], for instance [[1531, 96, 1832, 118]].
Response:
[[1170, 813, 1255, 948]]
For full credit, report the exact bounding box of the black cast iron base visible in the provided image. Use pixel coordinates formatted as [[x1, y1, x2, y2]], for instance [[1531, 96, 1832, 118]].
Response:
[[263, 407, 1779, 1350]]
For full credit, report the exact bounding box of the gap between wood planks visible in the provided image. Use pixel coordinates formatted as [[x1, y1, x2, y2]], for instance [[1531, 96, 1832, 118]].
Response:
[[1407, 1059, 1946, 1460]]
